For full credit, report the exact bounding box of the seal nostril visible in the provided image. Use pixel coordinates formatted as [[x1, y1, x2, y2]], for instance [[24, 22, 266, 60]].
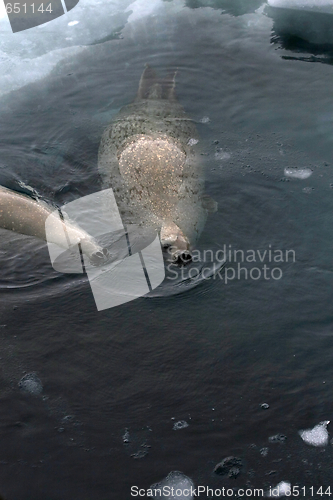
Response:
[[90, 248, 110, 266], [172, 250, 192, 264], [180, 251, 192, 263]]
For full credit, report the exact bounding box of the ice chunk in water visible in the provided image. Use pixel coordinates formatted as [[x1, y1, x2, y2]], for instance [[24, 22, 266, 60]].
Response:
[[215, 149, 231, 161], [173, 420, 189, 430], [267, 481, 291, 497], [150, 471, 195, 499], [284, 167, 312, 179], [18, 373, 43, 395], [299, 420, 330, 446]]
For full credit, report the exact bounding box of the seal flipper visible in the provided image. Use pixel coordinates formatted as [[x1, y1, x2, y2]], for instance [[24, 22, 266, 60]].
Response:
[[138, 65, 177, 101], [137, 64, 158, 99], [201, 194, 218, 213], [0, 185, 108, 264], [148, 83, 162, 100], [162, 69, 177, 101]]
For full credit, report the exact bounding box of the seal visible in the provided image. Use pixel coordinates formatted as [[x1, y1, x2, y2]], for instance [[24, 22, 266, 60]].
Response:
[[0, 66, 216, 267], [98, 65, 217, 263], [0, 185, 108, 264]]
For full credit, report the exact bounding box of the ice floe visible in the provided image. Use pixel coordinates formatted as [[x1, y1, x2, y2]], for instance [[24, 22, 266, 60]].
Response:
[[299, 420, 330, 446], [284, 167, 312, 179], [150, 471, 195, 499], [18, 372, 43, 395]]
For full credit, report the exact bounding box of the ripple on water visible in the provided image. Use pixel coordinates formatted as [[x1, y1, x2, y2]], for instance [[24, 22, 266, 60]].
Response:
[[148, 258, 226, 298]]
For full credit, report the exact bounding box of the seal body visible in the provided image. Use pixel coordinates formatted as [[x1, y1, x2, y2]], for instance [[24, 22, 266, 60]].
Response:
[[98, 65, 216, 261]]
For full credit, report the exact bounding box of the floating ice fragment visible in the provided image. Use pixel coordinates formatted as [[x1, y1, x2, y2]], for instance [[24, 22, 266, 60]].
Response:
[[122, 428, 130, 443], [200, 116, 210, 124], [214, 456, 243, 476], [131, 447, 149, 459], [269, 433, 287, 443], [215, 149, 231, 161], [284, 168, 312, 180], [18, 373, 43, 395], [299, 420, 330, 447], [302, 187, 314, 193], [62, 415, 74, 422], [68, 21, 79, 26], [187, 138, 198, 146], [150, 471, 195, 499], [266, 481, 291, 497], [173, 420, 189, 430]]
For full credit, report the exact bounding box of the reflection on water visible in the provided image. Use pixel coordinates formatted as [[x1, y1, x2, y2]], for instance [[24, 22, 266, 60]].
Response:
[[267, 4, 333, 64]]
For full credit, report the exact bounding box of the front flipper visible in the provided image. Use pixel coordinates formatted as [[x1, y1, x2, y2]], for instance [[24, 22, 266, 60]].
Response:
[[201, 194, 218, 213]]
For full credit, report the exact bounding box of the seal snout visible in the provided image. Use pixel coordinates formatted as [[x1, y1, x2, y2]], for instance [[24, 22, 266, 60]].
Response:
[[172, 249, 192, 265], [160, 220, 192, 265], [89, 247, 110, 266]]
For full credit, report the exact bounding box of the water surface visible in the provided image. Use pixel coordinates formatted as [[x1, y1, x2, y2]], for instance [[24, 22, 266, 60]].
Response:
[[1, 1, 333, 498]]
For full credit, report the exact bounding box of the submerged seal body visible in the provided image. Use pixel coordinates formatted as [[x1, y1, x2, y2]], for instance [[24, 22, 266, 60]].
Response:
[[98, 65, 217, 262], [0, 66, 215, 267]]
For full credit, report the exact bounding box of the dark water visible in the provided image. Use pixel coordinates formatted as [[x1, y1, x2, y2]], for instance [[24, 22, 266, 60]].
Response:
[[1, 2, 333, 499]]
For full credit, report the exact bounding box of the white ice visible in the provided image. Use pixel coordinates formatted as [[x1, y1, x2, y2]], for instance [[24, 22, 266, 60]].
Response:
[[18, 372, 43, 395], [284, 167, 312, 179], [215, 150, 231, 161], [299, 420, 330, 447], [0, 1, 6, 20], [150, 471, 195, 499], [173, 420, 189, 430], [0, 0, 184, 99], [267, 481, 291, 497], [268, 0, 333, 14], [126, 0, 163, 23]]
